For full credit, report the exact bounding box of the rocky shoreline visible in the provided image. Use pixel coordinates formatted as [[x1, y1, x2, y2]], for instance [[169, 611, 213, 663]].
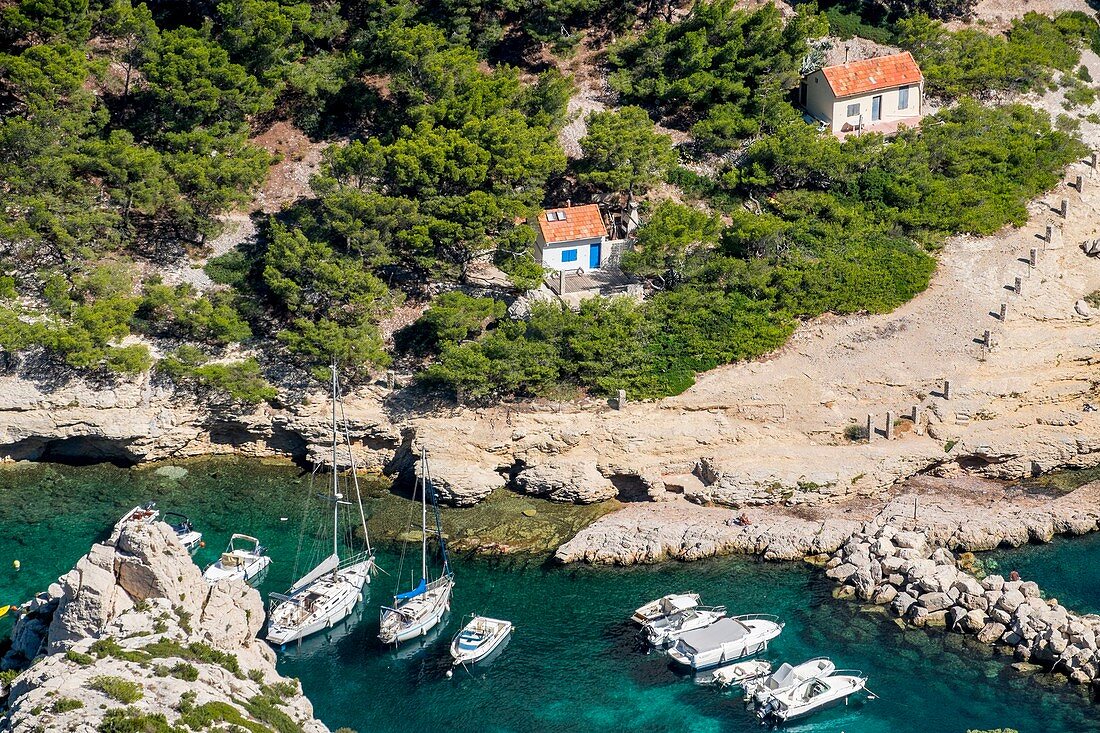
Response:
[[825, 507, 1100, 689], [1, 522, 327, 733]]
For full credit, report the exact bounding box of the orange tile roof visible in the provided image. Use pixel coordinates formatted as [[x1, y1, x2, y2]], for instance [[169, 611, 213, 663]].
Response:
[[535, 204, 607, 244], [820, 52, 923, 98]]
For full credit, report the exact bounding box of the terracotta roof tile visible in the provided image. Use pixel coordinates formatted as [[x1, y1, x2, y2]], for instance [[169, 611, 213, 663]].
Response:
[[821, 52, 923, 98], [535, 204, 607, 244]]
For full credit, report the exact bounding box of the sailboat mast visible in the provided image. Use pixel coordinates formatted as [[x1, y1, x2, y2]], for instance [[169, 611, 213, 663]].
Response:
[[331, 361, 339, 561], [421, 449, 428, 582]]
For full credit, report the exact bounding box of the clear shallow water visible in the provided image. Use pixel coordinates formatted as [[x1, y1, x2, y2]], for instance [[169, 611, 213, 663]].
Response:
[[1, 459, 1098, 732]]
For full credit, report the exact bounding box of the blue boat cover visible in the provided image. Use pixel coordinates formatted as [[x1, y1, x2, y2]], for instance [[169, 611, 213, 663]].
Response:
[[396, 578, 427, 601]]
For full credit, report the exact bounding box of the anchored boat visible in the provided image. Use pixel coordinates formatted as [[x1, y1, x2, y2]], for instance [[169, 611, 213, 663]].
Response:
[[643, 605, 726, 647], [744, 657, 835, 705], [449, 616, 513, 666], [379, 449, 455, 645], [266, 365, 376, 647], [666, 615, 783, 671], [756, 670, 868, 723], [203, 534, 271, 586], [711, 659, 772, 688], [631, 593, 700, 626], [165, 512, 202, 554]]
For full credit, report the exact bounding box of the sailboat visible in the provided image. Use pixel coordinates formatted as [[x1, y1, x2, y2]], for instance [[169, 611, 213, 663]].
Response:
[[378, 449, 454, 645], [265, 365, 376, 647]]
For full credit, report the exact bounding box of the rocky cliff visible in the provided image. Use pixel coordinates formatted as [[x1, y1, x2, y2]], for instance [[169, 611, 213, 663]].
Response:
[[1, 522, 327, 733]]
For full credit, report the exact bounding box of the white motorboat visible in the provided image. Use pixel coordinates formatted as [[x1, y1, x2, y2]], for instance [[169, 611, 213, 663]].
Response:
[[266, 365, 376, 647], [165, 512, 202, 554], [756, 670, 868, 723], [711, 659, 772, 688], [379, 449, 455, 645], [203, 534, 271, 586], [118, 501, 159, 528], [449, 616, 513, 665], [666, 615, 784, 671], [631, 593, 700, 626], [643, 605, 726, 647], [744, 657, 835, 705]]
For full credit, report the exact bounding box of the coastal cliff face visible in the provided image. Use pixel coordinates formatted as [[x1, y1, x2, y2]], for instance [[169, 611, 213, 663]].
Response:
[[1, 522, 327, 733]]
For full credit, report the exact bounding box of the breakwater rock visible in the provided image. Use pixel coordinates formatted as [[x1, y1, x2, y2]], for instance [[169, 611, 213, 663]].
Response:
[[827, 518, 1100, 687], [1, 522, 327, 733]]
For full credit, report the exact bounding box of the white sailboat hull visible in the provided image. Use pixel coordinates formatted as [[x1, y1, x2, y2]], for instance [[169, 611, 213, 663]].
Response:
[[266, 558, 373, 646], [379, 577, 453, 644]]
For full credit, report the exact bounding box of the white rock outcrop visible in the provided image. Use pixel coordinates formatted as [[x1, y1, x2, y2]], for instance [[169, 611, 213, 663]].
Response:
[[2, 522, 328, 733]]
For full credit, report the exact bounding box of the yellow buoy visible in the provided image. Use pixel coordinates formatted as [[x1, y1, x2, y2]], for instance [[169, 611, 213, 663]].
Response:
[[12, 560, 20, 571]]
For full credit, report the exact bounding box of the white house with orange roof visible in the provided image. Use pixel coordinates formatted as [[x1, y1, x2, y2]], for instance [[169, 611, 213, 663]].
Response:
[[531, 203, 613, 273], [800, 51, 924, 136]]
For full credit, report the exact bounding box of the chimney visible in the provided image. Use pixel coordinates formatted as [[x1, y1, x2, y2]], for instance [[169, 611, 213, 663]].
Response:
[[566, 198, 571, 207], [844, 46, 850, 64]]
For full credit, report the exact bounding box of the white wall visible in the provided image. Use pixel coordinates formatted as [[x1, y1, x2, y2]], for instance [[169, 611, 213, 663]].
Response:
[[536, 237, 604, 273]]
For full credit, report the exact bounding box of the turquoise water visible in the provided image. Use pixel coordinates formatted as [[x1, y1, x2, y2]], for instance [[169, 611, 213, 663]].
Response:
[[987, 531, 1100, 615], [2, 459, 1099, 732]]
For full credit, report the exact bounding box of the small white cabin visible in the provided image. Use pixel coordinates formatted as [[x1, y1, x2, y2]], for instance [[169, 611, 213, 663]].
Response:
[[801, 52, 924, 136], [532, 204, 612, 273]]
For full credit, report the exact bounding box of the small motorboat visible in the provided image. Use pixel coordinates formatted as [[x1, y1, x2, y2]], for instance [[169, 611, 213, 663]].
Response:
[[667, 615, 784, 671], [203, 534, 272, 586], [118, 501, 159, 527], [711, 659, 772, 688], [449, 616, 513, 666], [631, 593, 700, 626], [643, 605, 726, 647], [744, 657, 835, 705], [165, 512, 202, 554], [756, 671, 868, 723]]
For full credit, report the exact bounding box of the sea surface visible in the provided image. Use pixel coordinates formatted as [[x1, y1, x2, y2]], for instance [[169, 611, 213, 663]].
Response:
[[1, 458, 1099, 733]]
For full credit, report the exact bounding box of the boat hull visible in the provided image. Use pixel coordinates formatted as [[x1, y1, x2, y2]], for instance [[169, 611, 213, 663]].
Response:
[[204, 556, 272, 587], [379, 578, 453, 645], [266, 559, 372, 647], [449, 618, 513, 665]]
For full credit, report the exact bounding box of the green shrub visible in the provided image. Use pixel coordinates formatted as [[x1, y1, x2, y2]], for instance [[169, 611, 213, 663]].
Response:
[[97, 708, 175, 733], [159, 350, 277, 404], [88, 675, 143, 704], [65, 650, 95, 665], [53, 697, 84, 713]]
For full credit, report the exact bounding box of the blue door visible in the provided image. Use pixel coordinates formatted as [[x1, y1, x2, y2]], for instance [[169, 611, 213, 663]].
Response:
[[871, 95, 882, 122], [589, 242, 601, 269]]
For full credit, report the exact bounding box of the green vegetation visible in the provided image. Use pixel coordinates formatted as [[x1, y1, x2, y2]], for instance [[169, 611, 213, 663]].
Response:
[[0, 0, 1090, 408], [53, 697, 84, 713], [97, 708, 176, 733], [66, 650, 95, 665], [89, 675, 144, 704], [154, 662, 199, 681], [897, 12, 1100, 97]]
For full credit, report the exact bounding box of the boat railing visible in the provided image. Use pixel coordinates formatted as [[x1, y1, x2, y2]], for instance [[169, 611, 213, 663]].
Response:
[[698, 604, 727, 614], [730, 613, 782, 624], [829, 669, 867, 679], [337, 551, 374, 570]]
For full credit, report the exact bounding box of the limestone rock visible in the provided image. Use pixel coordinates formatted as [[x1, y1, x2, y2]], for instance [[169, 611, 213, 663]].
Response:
[[516, 461, 616, 504]]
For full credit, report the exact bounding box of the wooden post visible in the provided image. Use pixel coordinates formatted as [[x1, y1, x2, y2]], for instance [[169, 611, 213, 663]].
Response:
[[1092, 151, 1098, 171], [866, 414, 874, 443], [1014, 277, 1022, 295], [999, 303, 1007, 321], [1029, 248, 1038, 267], [885, 411, 895, 440], [1077, 174, 1084, 193], [911, 405, 919, 423], [1046, 225, 1054, 243], [386, 370, 395, 390], [983, 330, 992, 348], [616, 389, 626, 410], [1061, 199, 1069, 218], [943, 380, 952, 400]]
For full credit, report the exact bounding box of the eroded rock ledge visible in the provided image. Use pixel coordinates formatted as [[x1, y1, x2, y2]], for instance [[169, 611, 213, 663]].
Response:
[[1, 522, 327, 733]]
